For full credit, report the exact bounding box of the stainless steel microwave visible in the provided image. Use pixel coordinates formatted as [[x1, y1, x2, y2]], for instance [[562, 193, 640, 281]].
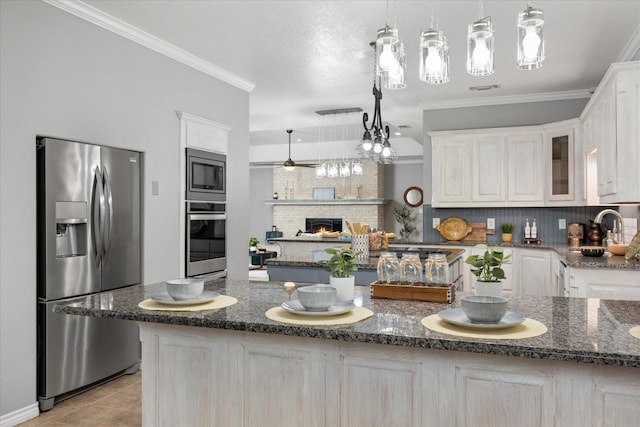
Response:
[[186, 148, 226, 202]]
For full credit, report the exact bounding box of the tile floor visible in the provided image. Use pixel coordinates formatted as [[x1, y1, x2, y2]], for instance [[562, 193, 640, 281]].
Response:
[[19, 371, 141, 427]]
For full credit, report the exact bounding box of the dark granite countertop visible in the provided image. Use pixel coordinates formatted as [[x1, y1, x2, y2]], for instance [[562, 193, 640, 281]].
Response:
[[55, 279, 640, 368], [267, 238, 639, 270], [389, 240, 640, 270], [266, 248, 465, 270]]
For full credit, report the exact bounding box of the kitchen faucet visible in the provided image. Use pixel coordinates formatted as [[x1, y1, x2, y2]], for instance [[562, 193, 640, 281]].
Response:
[[593, 209, 625, 244]]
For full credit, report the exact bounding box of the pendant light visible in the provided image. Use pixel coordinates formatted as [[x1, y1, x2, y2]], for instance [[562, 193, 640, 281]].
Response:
[[467, 16, 494, 76], [420, 2, 449, 84], [376, 0, 405, 90], [467, 2, 494, 76], [517, 2, 545, 70]]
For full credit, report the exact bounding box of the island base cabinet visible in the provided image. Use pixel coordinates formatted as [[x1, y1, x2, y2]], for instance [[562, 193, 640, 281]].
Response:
[[139, 323, 640, 427]]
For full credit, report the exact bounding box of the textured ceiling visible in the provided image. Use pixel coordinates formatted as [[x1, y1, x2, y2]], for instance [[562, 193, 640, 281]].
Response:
[[82, 0, 640, 153]]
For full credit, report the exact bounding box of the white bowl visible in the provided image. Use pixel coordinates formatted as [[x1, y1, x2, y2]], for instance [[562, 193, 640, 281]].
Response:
[[461, 295, 508, 323], [166, 278, 204, 301], [296, 284, 337, 312]]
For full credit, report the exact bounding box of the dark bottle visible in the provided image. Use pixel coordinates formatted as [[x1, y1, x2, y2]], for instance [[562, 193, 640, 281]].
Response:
[[586, 220, 604, 245]]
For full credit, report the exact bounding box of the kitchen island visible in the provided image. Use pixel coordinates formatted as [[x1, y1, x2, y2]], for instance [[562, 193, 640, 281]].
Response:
[[56, 279, 640, 426]]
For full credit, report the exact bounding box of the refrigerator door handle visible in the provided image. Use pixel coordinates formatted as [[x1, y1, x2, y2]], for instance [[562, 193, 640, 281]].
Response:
[[92, 167, 104, 265], [102, 167, 113, 263]]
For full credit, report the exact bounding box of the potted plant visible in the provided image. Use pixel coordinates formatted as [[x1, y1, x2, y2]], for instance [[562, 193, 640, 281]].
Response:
[[465, 244, 512, 296], [249, 237, 259, 252], [317, 246, 362, 301], [393, 205, 416, 240], [501, 223, 514, 243]]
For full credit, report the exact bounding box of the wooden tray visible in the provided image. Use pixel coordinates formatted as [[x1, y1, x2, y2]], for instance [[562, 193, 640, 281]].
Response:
[[370, 282, 455, 303]]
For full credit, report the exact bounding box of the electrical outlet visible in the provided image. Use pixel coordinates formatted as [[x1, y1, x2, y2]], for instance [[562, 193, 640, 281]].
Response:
[[559, 218, 566, 230], [433, 217, 440, 229], [487, 218, 495, 230]]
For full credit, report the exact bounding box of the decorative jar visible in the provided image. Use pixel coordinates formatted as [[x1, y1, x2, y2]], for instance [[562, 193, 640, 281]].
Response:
[[376, 252, 400, 284], [424, 253, 450, 285], [399, 253, 423, 285]]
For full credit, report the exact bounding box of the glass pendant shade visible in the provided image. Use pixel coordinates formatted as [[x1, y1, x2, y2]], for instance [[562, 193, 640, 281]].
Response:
[[361, 129, 373, 152], [351, 159, 363, 175], [384, 42, 406, 89], [372, 136, 384, 154], [339, 161, 351, 177], [376, 26, 400, 78], [420, 29, 450, 84], [315, 162, 327, 178], [327, 162, 338, 178], [517, 6, 545, 70], [467, 16, 495, 76]]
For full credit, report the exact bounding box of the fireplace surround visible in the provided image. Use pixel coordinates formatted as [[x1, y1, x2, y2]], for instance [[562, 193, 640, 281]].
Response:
[[305, 218, 343, 233]]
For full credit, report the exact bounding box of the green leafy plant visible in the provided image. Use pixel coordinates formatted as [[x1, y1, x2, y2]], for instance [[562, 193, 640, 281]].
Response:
[[249, 237, 259, 247], [465, 244, 512, 282], [393, 205, 416, 239], [317, 246, 362, 278], [501, 222, 514, 233]]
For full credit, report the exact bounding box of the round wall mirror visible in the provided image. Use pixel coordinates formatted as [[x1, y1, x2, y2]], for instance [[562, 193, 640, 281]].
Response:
[[403, 186, 423, 207]]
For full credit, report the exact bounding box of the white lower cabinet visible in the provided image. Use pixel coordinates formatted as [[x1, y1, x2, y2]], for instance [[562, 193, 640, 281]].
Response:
[[512, 248, 551, 296], [140, 323, 640, 427], [568, 268, 640, 300]]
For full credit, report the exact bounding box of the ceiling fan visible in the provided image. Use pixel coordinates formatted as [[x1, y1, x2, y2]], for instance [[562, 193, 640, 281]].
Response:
[[278, 129, 317, 170]]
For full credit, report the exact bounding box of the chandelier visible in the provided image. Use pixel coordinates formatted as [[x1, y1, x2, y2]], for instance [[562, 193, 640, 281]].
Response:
[[314, 108, 365, 178], [358, 42, 397, 165]]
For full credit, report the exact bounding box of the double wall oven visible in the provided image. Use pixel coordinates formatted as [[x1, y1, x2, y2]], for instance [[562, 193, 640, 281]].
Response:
[[185, 148, 227, 278]]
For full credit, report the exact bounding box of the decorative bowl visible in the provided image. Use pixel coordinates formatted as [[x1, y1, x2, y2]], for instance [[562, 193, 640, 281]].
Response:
[[436, 217, 473, 241], [166, 278, 204, 301], [460, 295, 508, 323], [608, 244, 628, 256], [580, 246, 605, 257], [296, 284, 337, 312]]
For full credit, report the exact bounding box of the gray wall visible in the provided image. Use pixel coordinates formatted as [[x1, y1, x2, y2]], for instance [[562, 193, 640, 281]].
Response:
[[249, 167, 275, 243], [0, 1, 249, 418], [384, 162, 424, 240], [423, 98, 589, 132]]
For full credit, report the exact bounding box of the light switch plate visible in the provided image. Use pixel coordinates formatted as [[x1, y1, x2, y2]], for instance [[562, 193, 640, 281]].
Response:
[[487, 218, 495, 230], [152, 181, 159, 195], [432, 218, 440, 229], [559, 218, 566, 229]]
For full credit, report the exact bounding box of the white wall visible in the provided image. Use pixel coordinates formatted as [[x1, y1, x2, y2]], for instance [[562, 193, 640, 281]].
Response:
[[0, 1, 249, 419]]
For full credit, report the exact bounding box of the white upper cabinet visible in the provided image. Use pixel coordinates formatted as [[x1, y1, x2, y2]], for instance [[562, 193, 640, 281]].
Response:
[[431, 127, 555, 207], [580, 61, 640, 204], [473, 136, 506, 202], [506, 133, 544, 204], [543, 119, 583, 205], [431, 138, 471, 205]]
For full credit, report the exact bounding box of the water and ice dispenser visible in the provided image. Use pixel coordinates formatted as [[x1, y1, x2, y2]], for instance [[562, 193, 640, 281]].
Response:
[[55, 201, 87, 257]]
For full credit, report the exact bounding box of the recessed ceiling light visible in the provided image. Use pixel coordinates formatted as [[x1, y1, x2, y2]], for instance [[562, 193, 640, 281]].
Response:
[[296, 138, 302, 142], [469, 84, 501, 91], [394, 132, 402, 136]]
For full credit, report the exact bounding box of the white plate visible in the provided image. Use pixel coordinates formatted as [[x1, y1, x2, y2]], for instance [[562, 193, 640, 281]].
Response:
[[151, 291, 220, 306], [281, 300, 356, 316], [438, 308, 525, 330]]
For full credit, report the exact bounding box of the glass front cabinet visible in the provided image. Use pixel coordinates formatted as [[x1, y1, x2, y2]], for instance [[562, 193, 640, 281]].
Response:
[[544, 119, 582, 205]]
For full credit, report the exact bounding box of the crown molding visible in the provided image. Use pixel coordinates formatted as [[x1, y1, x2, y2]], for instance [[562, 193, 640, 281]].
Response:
[[177, 112, 233, 132], [419, 89, 592, 111], [617, 25, 640, 62], [42, 0, 255, 92]]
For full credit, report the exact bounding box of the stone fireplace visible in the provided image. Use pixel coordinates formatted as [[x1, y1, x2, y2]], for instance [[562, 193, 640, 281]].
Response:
[[270, 159, 386, 237]]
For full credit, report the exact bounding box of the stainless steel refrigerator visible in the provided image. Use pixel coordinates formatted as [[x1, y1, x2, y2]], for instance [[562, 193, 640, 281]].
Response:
[[36, 137, 142, 411]]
